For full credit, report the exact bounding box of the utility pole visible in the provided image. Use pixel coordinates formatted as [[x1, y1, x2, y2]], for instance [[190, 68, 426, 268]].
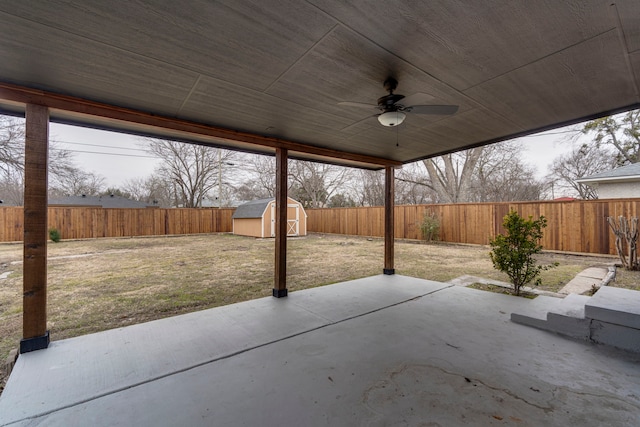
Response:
[[217, 150, 235, 208]]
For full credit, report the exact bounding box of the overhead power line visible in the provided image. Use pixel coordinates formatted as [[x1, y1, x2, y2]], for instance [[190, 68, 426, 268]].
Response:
[[50, 147, 158, 159], [55, 140, 148, 153]]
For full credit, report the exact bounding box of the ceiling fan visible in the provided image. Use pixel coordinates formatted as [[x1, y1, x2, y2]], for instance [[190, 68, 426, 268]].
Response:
[[339, 77, 459, 127]]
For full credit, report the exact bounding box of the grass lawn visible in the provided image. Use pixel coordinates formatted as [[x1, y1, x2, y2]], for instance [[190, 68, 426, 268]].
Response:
[[0, 232, 630, 391]]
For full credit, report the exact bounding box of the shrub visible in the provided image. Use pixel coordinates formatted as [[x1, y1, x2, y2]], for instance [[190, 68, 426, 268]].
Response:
[[418, 210, 440, 243], [489, 210, 557, 296], [49, 228, 61, 243]]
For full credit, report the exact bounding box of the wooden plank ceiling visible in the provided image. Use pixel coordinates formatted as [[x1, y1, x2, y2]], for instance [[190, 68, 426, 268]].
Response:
[[0, 1, 638, 168]]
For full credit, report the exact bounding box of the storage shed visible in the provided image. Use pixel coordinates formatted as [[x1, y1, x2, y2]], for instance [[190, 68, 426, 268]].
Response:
[[232, 197, 307, 238]]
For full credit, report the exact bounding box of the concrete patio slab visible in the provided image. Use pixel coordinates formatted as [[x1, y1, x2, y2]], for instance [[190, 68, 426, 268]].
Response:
[[1, 276, 639, 426]]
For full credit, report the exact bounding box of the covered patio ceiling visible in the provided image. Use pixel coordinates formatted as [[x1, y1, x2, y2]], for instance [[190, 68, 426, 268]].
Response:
[[0, 1, 639, 168]]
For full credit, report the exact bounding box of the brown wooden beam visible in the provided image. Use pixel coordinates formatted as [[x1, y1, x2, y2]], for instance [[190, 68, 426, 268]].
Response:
[[273, 148, 288, 297], [0, 83, 401, 168], [384, 166, 395, 275], [21, 104, 50, 353]]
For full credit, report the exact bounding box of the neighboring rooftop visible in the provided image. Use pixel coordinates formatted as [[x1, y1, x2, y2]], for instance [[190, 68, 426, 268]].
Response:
[[577, 162, 640, 184], [49, 195, 158, 208]]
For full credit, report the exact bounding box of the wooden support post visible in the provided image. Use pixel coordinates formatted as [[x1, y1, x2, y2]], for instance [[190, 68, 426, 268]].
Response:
[[273, 148, 288, 297], [384, 166, 395, 275], [21, 104, 50, 353]]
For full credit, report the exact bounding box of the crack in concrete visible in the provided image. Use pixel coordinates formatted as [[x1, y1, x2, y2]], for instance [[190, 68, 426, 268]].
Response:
[[362, 363, 556, 415]]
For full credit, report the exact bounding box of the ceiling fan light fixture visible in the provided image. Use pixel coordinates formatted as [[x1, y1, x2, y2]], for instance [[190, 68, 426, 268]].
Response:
[[378, 111, 406, 127]]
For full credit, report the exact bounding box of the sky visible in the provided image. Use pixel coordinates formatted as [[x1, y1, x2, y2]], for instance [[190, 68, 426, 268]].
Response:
[[48, 121, 580, 188], [50, 123, 161, 187]]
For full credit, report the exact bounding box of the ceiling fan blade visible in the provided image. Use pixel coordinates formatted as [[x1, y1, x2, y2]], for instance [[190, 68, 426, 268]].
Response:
[[405, 105, 459, 115], [338, 101, 378, 109], [339, 114, 379, 132], [396, 92, 435, 108]]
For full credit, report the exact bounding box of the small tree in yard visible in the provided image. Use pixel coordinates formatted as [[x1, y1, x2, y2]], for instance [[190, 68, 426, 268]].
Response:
[[489, 210, 557, 296], [606, 216, 639, 270], [418, 210, 440, 243]]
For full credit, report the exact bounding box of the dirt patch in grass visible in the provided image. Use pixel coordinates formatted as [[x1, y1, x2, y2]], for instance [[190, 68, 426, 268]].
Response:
[[0, 233, 625, 392], [467, 283, 538, 299], [610, 268, 640, 291]]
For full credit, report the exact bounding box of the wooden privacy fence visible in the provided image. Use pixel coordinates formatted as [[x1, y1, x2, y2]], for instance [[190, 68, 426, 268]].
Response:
[[307, 199, 640, 256], [2, 199, 640, 255], [0, 207, 234, 242]]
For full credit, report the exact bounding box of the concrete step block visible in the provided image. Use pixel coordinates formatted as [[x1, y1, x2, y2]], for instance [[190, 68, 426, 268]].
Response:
[[544, 294, 592, 339], [585, 287, 640, 329], [546, 313, 591, 340], [510, 296, 563, 329], [548, 294, 591, 318], [591, 320, 640, 353]]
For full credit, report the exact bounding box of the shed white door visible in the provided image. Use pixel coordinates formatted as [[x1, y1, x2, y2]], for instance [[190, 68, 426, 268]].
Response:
[[270, 202, 300, 237]]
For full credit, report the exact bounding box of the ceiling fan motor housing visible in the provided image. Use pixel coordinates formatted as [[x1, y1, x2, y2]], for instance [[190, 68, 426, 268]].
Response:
[[378, 77, 404, 111], [377, 93, 405, 111]]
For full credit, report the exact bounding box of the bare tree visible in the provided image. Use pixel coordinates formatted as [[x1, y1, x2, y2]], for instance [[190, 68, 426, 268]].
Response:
[[49, 167, 106, 197], [0, 116, 25, 176], [351, 169, 385, 206], [0, 169, 25, 205], [145, 139, 236, 208], [327, 193, 356, 207], [416, 141, 544, 204], [121, 175, 173, 207], [236, 154, 276, 201], [351, 166, 437, 207], [422, 147, 484, 203], [395, 164, 438, 205], [0, 115, 95, 202], [546, 144, 617, 199], [238, 155, 354, 208], [582, 110, 640, 165], [288, 160, 352, 208], [471, 142, 543, 202], [235, 182, 270, 201], [120, 177, 148, 201]]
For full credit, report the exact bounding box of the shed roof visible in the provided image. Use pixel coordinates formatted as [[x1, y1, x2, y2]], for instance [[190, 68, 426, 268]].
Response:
[[49, 195, 155, 208], [576, 162, 640, 184], [232, 198, 275, 219]]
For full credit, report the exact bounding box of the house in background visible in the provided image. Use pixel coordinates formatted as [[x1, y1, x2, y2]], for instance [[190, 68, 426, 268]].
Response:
[[576, 163, 640, 199], [49, 194, 159, 208], [232, 197, 307, 238]]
